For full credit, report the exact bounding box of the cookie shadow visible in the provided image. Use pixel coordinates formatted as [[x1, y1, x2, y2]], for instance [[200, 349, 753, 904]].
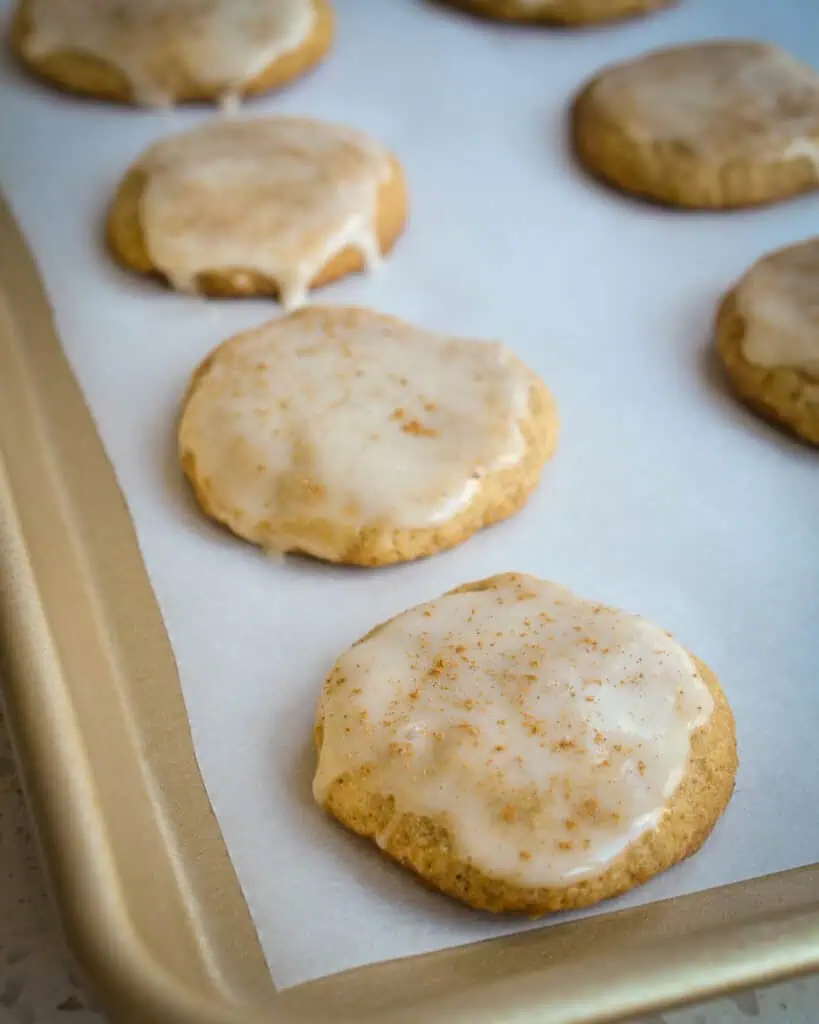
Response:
[[156, 396, 322, 572], [419, 0, 677, 34], [562, 96, 819, 219], [158, 409, 435, 583], [559, 106, 694, 216], [556, 93, 666, 214], [419, 0, 557, 33], [280, 729, 676, 963], [284, 732, 502, 927], [696, 339, 817, 456], [157, 397, 240, 552]]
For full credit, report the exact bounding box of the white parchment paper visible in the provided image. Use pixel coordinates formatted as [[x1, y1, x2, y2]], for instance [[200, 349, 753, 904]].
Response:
[[2, 0, 819, 990]]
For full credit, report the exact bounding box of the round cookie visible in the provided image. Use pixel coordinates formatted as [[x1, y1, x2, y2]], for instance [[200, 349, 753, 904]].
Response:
[[178, 308, 558, 566], [107, 117, 407, 308], [313, 572, 737, 914], [11, 0, 334, 107], [716, 239, 819, 446], [433, 0, 676, 27], [573, 41, 819, 208]]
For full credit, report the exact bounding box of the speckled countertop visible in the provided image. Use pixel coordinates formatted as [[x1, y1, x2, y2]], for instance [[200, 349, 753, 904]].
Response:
[[0, 702, 814, 1024]]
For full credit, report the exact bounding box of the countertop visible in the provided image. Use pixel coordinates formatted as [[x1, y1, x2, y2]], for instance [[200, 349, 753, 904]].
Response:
[[0, 700, 815, 1024]]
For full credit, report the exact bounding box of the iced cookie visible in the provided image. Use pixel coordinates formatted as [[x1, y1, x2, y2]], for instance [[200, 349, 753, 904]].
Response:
[[573, 41, 819, 208], [179, 309, 558, 566], [434, 0, 675, 26], [314, 573, 737, 913], [11, 0, 334, 107], [716, 239, 819, 445], [107, 117, 406, 309]]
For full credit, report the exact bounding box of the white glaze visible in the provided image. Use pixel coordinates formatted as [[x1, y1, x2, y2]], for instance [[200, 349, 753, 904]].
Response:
[[314, 573, 713, 887], [22, 0, 316, 107], [738, 240, 819, 374], [179, 309, 540, 556], [594, 43, 819, 159], [784, 138, 819, 167], [137, 117, 391, 309]]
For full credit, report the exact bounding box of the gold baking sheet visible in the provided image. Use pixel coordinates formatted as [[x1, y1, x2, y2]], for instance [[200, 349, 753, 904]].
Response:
[[3, 0, 819, 1015], [2, 189, 819, 1024]]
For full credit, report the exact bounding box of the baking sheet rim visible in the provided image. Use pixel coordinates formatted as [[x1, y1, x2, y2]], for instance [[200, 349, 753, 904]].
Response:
[[1, 192, 819, 1024]]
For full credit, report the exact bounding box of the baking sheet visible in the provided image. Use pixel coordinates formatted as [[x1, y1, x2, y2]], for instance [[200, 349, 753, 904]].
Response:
[[1, 0, 818, 992]]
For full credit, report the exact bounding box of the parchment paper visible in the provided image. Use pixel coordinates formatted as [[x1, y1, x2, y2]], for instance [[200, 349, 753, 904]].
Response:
[[2, 0, 818, 990]]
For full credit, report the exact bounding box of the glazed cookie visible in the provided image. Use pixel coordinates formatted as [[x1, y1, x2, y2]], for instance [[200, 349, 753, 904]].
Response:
[[435, 0, 675, 26], [314, 573, 737, 914], [573, 41, 819, 208], [11, 0, 334, 107], [107, 117, 406, 309], [716, 239, 819, 445], [179, 308, 558, 566]]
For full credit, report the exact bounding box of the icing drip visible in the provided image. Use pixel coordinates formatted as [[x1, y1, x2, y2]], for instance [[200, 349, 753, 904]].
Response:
[[314, 574, 714, 887], [22, 0, 316, 107], [137, 117, 392, 309]]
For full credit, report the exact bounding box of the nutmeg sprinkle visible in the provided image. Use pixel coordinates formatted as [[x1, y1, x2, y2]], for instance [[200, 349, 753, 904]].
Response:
[[180, 307, 536, 558], [313, 573, 714, 888]]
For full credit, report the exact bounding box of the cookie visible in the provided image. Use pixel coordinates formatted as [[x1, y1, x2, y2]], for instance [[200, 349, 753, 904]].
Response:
[[11, 0, 334, 107], [716, 239, 819, 446], [573, 41, 819, 208], [434, 0, 675, 26], [107, 117, 407, 309], [179, 309, 558, 566], [314, 572, 737, 914]]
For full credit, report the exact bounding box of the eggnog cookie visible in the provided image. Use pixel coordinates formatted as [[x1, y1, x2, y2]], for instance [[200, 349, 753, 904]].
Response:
[[314, 573, 737, 913], [107, 117, 406, 309], [573, 41, 819, 208], [435, 0, 675, 26], [717, 239, 819, 445], [11, 0, 334, 107], [179, 309, 557, 566]]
